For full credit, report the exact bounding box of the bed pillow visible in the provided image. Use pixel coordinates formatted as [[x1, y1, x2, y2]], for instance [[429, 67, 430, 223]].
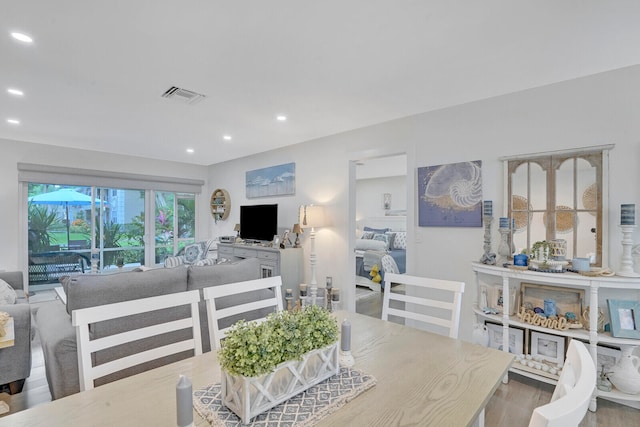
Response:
[[355, 239, 388, 252], [361, 231, 375, 239], [385, 231, 396, 249], [392, 231, 407, 250], [372, 233, 391, 249], [364, 226, 391, 235]]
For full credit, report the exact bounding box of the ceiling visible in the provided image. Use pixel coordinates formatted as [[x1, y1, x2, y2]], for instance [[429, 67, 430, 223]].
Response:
[[2, 2, 640, 166]]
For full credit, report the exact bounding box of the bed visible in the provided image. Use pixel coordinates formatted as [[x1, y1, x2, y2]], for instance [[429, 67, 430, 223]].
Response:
[[355, 216, 407, 291]]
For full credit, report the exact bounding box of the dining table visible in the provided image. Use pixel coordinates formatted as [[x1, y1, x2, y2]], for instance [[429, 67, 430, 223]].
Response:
[[0, 311, 513, 427]]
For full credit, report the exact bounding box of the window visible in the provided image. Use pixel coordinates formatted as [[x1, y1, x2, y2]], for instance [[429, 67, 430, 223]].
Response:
[[27, 184, 197, 287], [21, 164, 203, 289], [504, 146, 611, 267]]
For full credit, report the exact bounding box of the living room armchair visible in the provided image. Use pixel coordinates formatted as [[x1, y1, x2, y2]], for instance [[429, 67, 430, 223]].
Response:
[[0, 271, 32, 394]]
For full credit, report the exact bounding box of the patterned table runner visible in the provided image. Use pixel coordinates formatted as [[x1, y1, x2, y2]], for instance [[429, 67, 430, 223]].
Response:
[[194, 367, 376, 426]]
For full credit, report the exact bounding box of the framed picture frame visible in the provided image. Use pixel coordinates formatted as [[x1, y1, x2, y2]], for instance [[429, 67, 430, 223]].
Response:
[[607, 299, 640, 339], [531, 331, 565, 367], [485, 322, 524, 354], [597, 344, 622, 372], [245, 162, 295, 198]]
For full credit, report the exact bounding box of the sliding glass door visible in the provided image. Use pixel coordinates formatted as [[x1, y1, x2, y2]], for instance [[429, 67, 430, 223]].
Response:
[[27, 183, 196, 288]]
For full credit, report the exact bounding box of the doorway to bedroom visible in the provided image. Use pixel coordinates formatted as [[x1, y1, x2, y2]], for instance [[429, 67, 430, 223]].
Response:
[[353, 154, 407, 317]]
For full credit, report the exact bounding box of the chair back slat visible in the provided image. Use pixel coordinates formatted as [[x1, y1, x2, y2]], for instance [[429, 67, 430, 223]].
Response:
[[382, 272, 465, 339], [203, 276, 283, 350], [72, 290, 202, 392]]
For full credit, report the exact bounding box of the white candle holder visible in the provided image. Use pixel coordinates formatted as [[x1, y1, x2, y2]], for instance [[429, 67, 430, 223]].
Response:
[[480, 216, 496, 265], [618, 225, 640, 277]]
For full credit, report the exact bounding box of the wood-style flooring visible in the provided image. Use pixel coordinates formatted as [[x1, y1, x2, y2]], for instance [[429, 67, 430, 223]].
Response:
[[355, 286, 640, 426], [1, 292, 638, 425]]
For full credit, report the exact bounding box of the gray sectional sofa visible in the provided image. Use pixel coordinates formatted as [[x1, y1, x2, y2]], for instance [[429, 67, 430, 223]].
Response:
[[0, 271, 32, 394], [35, 257, 268, 400]]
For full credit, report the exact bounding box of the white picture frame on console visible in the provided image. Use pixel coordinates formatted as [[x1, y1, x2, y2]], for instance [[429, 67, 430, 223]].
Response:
[[485, 322, 524, 354], [531, 331, 565, 367]]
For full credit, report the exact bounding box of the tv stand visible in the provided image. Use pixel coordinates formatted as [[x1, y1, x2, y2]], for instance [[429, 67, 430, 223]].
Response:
[[217, 243, 303, 305]]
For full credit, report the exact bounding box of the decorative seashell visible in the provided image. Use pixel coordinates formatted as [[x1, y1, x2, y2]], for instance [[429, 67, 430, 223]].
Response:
[[423, 161, 482, 209]]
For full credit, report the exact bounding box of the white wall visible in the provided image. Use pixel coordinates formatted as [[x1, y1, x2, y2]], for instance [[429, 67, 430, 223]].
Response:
[[356, 176, 407, 220], [0, 138, 210, 272], [207, 65, 640, 342]]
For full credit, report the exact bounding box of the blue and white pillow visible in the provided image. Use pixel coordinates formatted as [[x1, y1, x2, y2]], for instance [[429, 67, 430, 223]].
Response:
[[183, 240, 213, 264], [372, 233, 391, 249], [392, 232, 407, 250]]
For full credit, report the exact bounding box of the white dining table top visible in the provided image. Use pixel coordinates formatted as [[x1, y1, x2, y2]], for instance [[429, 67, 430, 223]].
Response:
[[1, 311, 513, 427]]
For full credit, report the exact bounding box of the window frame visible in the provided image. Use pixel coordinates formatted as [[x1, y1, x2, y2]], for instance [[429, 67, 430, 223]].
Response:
[[502, 145, 612, 267]]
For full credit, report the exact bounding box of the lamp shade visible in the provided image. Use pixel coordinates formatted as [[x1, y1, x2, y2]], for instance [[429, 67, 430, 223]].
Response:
[[292, 223, 302, 234], [299, 205, 326, 229], [234, 223, 241, 232]]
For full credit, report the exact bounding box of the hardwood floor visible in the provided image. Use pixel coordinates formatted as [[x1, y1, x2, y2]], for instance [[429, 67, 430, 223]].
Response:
[[355, 286, 640, 426], [1, 292, 637, 425]]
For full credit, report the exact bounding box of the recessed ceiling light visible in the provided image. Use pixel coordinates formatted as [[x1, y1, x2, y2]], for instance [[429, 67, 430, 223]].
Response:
[[11, 32, 33, 43], [7, 88, 24, 96], [223, 135, 232, 141], [276, 115, 287, 121], [7, 118, 20, 125], [186, 148, 194, 153]]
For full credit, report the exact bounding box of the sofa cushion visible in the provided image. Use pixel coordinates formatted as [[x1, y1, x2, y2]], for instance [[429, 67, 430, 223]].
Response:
[[64, 267, 188, 316], [0, 279, 17, 304]]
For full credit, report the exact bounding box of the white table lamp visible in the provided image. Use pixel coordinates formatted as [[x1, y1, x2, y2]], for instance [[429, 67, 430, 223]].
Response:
[[300, 204, 326, 305]]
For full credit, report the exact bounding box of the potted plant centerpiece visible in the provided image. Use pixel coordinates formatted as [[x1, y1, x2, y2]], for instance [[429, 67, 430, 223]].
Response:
[[218, 305, 339, 424], [529, 240, 567, 271]]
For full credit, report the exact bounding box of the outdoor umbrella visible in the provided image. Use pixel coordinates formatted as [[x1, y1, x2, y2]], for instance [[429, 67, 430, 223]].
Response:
[[28, 188, 105, 248]]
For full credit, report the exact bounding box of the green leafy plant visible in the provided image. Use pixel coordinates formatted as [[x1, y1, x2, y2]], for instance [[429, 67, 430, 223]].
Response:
[[218, 305, 339, 377], [97, 221, 125, 267], [28, 204, 60, 252], [531, 240, 551, 268]]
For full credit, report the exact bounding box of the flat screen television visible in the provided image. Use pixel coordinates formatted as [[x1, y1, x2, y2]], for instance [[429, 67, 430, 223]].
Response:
[[240, 204, 278, 242]]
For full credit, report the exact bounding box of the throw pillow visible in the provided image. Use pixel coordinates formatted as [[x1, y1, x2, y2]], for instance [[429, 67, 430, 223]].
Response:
[[385, 231, 396, 249], [361, 231, 375, 240], [0, 279, 17, 305], [182, 240, 212, 264], [164, 255, 185, 269], [193, 257, 216, 267], [392, 231, 407, 250], [372, 233, 390, 249], [364, 226, 391, 234]]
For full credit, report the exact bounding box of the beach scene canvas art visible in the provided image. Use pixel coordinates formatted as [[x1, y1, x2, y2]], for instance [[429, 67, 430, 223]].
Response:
[[246, 163, 295, 198]]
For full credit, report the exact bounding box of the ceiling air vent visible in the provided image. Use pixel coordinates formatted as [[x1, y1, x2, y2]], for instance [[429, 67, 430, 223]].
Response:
[[161, 86, 206, 105]]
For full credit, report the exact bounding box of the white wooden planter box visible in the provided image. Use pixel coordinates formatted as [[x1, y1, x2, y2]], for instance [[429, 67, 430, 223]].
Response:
[[221, 342, 339, 424]]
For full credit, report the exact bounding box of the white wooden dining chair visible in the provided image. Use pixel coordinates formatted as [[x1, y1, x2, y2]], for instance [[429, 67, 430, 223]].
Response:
[[72, 290, 202, 392], [381, 272, 465, 339], [203, 276, 283, 350], [528, 340, 596, 427]]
